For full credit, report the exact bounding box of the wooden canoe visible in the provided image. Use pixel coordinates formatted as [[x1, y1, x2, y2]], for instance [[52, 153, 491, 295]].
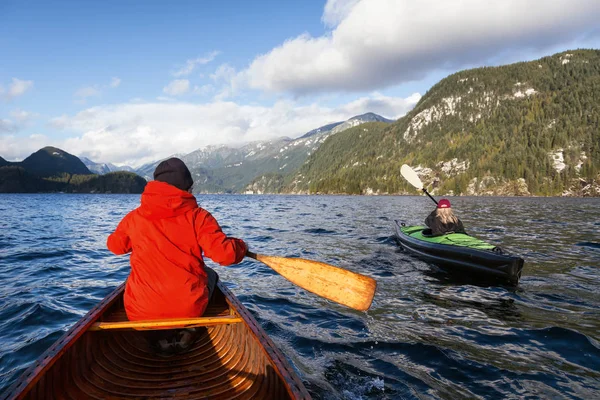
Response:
[[2, 282, 311, 399]]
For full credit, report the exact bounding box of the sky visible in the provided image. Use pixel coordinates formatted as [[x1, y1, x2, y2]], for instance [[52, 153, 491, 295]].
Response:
[[1, 0, 600, 167]]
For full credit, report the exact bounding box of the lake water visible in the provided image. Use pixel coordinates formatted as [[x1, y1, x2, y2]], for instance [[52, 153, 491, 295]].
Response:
[[0, 194, 599, 399]]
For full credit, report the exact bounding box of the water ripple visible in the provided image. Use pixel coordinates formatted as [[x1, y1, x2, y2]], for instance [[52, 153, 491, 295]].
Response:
[[0, 194, 599, 399]]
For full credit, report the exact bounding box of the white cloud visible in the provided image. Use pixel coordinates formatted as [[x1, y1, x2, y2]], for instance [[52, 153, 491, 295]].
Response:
[[192, 84, 214, 96], [33, 92, 417, 166], [10, 109, 37, 123], [74, 77, 121, 102], [234, 0, 600, 95], [339, 92, 421, 119], [0, 133, 50, 161], [210, 64, 236, 82], [0, 119, 16, 133], [0, 78, 34, 100], [209, 64, 239, 100], [163, 79, 190, 96], [156, 96, 176, 102], [0, 109, 38, 135], [322, 0, 360, 28], [75, 86, 101, 100], [173, 51, 221, 77], [109, 77, 121, 88]]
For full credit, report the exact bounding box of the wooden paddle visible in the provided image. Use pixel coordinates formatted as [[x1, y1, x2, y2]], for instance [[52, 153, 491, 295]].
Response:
[[246, 251, 376, 311], [400, 164, 438, 205]]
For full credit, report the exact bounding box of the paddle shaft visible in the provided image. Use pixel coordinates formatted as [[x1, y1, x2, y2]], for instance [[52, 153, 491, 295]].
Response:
[[422, 188, 438, 205]]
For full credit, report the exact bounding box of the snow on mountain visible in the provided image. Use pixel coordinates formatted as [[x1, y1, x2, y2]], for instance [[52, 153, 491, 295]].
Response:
[[136, 112, 394, 192], [80, 157, 134, 175]]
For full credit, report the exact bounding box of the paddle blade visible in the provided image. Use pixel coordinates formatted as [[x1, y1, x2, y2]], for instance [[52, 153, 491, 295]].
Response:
[[254, 254, 376, 311], [400, 164, 423, 190]]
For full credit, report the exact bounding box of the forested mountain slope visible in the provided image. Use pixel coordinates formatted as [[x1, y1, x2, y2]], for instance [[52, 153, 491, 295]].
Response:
[[285, 50, 600, 196], [21, 147, 92, 177]]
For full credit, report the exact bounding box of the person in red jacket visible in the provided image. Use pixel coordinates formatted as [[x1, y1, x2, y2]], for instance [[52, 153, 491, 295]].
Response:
[[107, 157, 247, 354]]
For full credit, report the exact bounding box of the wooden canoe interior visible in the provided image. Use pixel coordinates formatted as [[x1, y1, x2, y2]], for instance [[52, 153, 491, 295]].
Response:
[[5, 283, 310, 400]]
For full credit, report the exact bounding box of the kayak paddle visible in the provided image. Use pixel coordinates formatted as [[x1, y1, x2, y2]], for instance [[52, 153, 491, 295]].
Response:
[[246, 251, 376, 311], [400, 164, 438, 205]]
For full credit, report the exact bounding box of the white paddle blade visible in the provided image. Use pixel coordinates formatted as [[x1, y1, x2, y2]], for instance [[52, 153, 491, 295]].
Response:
[[255, 254, 376, 311], [400, 164, 423, 190]]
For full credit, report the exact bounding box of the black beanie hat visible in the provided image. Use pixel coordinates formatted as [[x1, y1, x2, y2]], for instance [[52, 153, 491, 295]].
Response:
[[153, 157, 194, 191]]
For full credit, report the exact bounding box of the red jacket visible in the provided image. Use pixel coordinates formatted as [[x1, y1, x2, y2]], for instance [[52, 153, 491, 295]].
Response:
[[107, 181, 247, 320]]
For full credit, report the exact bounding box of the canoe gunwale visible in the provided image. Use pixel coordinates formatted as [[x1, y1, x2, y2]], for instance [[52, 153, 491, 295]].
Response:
[[394, 220, 524, 285], [2, 283, 125, 400], [219, 283, 311, 399]]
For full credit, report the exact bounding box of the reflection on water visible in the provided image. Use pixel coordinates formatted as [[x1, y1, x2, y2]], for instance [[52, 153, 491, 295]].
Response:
[[0, 194, 599, 399]]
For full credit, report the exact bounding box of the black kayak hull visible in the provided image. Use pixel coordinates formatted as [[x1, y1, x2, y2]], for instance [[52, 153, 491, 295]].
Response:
[[394, 220, 524, 285]]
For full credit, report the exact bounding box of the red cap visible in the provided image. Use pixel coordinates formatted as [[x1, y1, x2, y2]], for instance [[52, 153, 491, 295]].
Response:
[[437, 199, 451, 209]]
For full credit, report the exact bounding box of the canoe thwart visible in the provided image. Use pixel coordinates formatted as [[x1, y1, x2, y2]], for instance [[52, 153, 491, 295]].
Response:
[[88, 315, 244, 331]]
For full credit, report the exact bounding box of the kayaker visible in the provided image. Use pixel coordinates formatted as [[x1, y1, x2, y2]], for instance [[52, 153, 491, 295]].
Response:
[[107, 157, 247, 354], [424, 198, 466, 236]]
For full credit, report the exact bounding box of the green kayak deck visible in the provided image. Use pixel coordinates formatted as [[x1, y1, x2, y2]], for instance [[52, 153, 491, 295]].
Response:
[[400, 225, 497, 251]]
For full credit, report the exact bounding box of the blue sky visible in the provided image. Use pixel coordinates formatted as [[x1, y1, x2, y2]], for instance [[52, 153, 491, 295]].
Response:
[[1, 0, 599, 167]]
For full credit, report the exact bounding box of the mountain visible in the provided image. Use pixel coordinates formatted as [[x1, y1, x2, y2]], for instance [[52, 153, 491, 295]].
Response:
[[0, 156, 8, 167], [69, 171, 147, 193], [349, 112, 395, 123], [21, 146, 92, 177], [120, 112, 392, 193], [282, 49, 600, 197], [0, 166, 62, 193], [328, 112, 394, 136], [80, 157, 134, 175], [134, 153, 186, 181], [135, 160, 162, 181], [183, 144, 248, 170], [183, 138, 298, 193], [0, 147, 147, 193], [173, 112, 394, 193], [298, 113, 393, 140], [298, 121, 344, 139]]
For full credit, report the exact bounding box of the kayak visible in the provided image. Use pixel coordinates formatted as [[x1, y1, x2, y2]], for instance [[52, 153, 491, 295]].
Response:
[[2, 282, 311, 400], [394, 221, 524, 285]]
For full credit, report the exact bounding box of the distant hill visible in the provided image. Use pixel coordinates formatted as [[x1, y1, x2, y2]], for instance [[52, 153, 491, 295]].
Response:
[[70, 171, 147, 193], [76, 112, 394, 193], [327, 112, 394, 136], [298, 121, 344, 139], [0, 156, 8, 167], [0, 147, 147, 193], [244, 114, 397, 194], [281, 49, 600, 197], [298, 113, 393, 140], [183, 139, 297, 193], [134, 154, 186, 181], [233, 113, 394, 194], [143, 112, 395, 193], [0, 166, 63, 193], [351, 112, 395, 123], [135, 160, 162, 181], [80, 157, 134, 175], [21, 146, 92, 177]]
